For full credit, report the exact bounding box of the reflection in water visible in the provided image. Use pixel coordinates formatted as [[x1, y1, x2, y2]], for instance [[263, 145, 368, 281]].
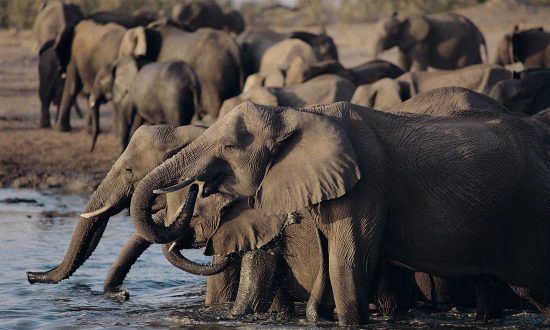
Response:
[[0, 189, 546, 328]]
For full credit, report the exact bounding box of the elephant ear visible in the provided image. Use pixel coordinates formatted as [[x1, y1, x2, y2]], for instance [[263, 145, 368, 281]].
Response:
[[204, 200, 287, 256], [254, 105, 361, 215], [112, 57, 139, 104], [119, 26, 147, 58], [399, 16, 430, 51]]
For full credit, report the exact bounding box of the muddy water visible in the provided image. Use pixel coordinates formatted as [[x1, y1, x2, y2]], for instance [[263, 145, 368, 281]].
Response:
[[0, 189, 546, 329]]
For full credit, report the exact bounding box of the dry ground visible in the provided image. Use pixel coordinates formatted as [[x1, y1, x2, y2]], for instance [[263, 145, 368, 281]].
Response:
[[0, 0, 549, 194]]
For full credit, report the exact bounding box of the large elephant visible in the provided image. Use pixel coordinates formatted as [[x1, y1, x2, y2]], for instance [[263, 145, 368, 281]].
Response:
[[33, 0, 83, 49], [494, 26, 550, 69], [171, 0, 245, 34], [352, 64, 511, 109], [38, 39, 83, 128], [127, 87, 550, 325], [237, 28, 338, 75], [219, 74, 356, 118], [119, 23, 243, 123], [89, 56, 201, 152], [489, 69, 550, 115], [373, 12, 487, 71], [53, 20, 127, 132]]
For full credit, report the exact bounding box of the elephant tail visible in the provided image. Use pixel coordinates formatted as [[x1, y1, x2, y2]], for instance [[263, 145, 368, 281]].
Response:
[[90, 102, 100, 152]]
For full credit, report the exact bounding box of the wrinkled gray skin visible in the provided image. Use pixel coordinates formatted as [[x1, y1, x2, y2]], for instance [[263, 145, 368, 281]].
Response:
[[494, 26, 550, 69], [373, 12, 487, 71], [171, 0, 245, 34], [489, 69, 550, 115], [26, 125, 213, 287], [54, 20, 127, 132], [352, 64, 511, 109], [285, 58, 404, 87], [119, 23, 243, 123], [89, 57, 201, 152], [220, 74, 356, 118], [237, 28, 339, 75], [33, 1, 83, 50], [129, 87, 550, 325]]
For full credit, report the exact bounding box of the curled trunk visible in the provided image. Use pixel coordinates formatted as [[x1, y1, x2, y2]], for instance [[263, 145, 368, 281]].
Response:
[[162, 244, 230, 276]]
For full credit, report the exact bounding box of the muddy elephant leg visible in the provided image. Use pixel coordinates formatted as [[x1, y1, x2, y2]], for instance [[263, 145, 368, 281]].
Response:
[[306, 228, 334, 323], [269, 288, 294, 316], [55, 62, 82, 132], [231, 246, 280, 316], [40, 99, 51, 128], [104, 232, 151, 301], [205, 255, 241, 305]]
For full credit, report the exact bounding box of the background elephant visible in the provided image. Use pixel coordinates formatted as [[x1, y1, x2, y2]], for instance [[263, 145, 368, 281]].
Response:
[[119, 24, 243, 123], [373, 12, 487, 71], [129, 87, 550, 325], [38, 39, 83, 128], [86, 11, 158, 29], [284, 58, 404, 87], [89, 56, 200, 152], [352, 64, 511, 109], [237, 27, 338, 75], [494, 26, 550, 69], [54, 20, 127, 131], [33, 0, 83, 50], [219, 74, 356, 118], [171, 0, 245, 34], [489, 69, 550, 115]]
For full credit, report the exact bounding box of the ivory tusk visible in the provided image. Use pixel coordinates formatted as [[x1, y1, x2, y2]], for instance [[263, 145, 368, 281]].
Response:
[[80, 204, 112, 219]]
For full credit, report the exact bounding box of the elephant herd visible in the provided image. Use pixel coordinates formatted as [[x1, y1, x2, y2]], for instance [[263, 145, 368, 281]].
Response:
[[27, 0, 550, 326]]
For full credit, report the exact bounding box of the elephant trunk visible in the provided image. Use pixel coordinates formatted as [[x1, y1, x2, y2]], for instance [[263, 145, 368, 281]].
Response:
[[130, 136, 211, 244], [162, 245, 230, 276], [27, 180, 124, 284], [89, 102, 100, 152]]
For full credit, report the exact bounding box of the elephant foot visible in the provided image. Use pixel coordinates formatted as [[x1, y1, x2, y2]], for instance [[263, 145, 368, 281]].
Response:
[[39, 120, 51, 128], [306, 300, 334, 323], [54, 123, 71, 132], [269, 290, 294, 317], [104, 286, 130, 301]]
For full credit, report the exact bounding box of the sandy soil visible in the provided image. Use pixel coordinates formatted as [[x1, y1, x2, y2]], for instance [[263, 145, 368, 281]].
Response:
[[0, 0, 549, 194]]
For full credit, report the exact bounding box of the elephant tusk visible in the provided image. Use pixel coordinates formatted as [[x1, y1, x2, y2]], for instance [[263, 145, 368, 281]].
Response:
[[153, 178, 194, 194], [168, 242, 178, 252], [80, 204, 112, 219]]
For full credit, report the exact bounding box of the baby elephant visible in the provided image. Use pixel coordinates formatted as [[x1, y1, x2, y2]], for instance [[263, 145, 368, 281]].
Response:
[[89, 57, 200, 152]]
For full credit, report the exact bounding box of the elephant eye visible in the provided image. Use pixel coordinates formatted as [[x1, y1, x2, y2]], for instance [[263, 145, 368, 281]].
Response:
[[224, 144, 237, 151], [125, 168, 132, 173]]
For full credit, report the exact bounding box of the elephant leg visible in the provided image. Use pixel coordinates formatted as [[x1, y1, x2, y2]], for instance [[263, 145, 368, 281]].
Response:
[[269, 287, 294, 317], [306, 228, 334, 323], [55, 62, 82, 132], [373, 262, 416, 316], [205, 255, 241, 305], [408, 44, 428, 72], [73, 97, 84, 119], [85, 102, 93, 134], [231, 247, 280, 316], [39, 99, 51, 128], [104, 232, 151, 301], [470, 276, 505, 321]]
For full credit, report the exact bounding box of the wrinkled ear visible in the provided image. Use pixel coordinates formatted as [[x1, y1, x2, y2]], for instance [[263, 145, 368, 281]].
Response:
[[112, 57, 139, 103], [119, 27, 147, 58], [399, 16, 430, 50], [204, 200, 286, 256], [254, 106, 361, 215]]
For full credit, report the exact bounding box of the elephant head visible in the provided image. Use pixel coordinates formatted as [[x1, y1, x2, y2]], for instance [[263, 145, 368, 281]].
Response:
[[373, 13, 430, 56], [27, 124, 207, 284], [118, 26, 162, 61], [494, 26, 518, 66], [285, 57, 352, 86], [128, 101, 361, 250], [288, 30, 339, 62], [89, 56, 145, 151]]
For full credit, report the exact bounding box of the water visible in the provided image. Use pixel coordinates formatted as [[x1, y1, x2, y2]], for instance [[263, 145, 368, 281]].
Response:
[[0, 189, 547, 329]]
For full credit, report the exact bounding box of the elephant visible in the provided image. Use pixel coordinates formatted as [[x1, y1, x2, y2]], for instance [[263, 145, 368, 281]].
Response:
[[373, 12, 487, 72], [489, 68, 550, 115], [127, 86, 550, 325], [284, 58, 404, 87], [86, 11, 158, 29], [171, 0, 245, 34], [89, 56, 201, 152], [237, 27, 338, 75], [37, 39, 83, 128], [352, 64, 511, 109], [219, 74, 356, 118], [119, 23, 243, 123], [53, 20, 128, 132], [33, 0, 83, 50], [494, 26, 550, 69]]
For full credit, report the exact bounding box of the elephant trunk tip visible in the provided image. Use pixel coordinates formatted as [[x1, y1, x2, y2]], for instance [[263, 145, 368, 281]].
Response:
[[26, 270, 60, 284]]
